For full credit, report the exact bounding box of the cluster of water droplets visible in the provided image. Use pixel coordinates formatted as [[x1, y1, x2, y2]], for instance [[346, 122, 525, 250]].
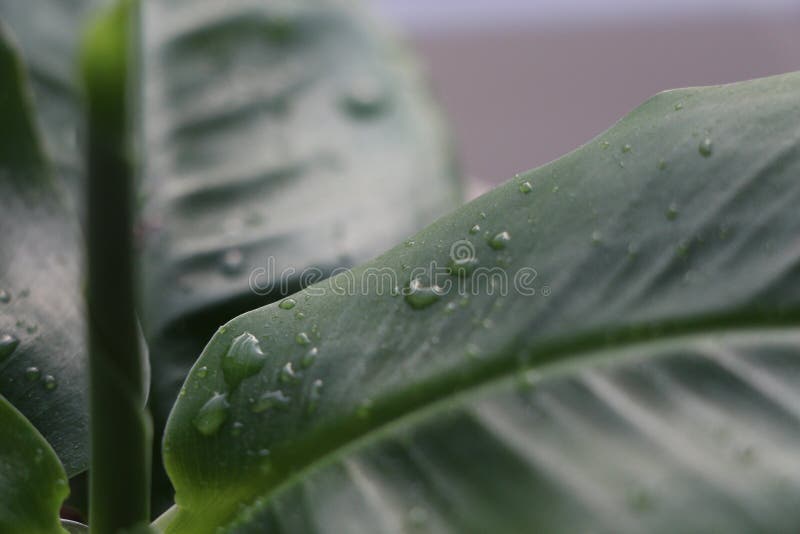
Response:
[[191, 298, 325, 440]]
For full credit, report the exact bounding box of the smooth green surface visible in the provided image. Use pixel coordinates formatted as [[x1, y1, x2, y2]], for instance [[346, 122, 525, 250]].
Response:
[[162, 72, 800, 532], [0, 395, 69, 534], [138, 0, 461, 511], [0, 23, 89, 477], [82, 1, 153, 531]]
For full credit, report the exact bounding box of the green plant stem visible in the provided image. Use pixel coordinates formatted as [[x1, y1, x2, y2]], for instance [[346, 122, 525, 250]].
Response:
[[82, 1, 150, 532]]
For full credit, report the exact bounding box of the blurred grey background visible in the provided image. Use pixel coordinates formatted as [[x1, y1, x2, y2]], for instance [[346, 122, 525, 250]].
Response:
[[375, 0, 800, 196]]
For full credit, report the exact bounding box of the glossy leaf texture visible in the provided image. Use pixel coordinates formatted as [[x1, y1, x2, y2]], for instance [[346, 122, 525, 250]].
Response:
[[0, 395, 70, 534], [0, 25, 89, 476], [0, 0, 110, 204], [139, 0, 461, 460], [161, 72, 800, 533]]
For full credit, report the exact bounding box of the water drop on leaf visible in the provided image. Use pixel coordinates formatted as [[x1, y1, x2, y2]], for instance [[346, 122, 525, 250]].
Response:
[[301, 347, 318, 369], [25, 366, 40, 381], [519, 181, 532, 194], [222, 332, 267, 390], [251, 390, 291, 413], [295, 332, 311, 346], [278, 298, 296, 310], [193, 393, 229, 436], [404, 279, 444, 310], [279, 362, 301, 384], [488, 231, 511, 250], [42, 375, 57, 391], [0, 334, 19, 360], [699, 138, 713, 157]]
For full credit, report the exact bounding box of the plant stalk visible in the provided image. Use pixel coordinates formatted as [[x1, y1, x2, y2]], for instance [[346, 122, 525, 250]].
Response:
[[82, 1, 151, 532]]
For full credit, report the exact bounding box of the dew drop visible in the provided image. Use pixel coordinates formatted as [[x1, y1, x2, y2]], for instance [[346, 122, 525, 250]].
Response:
[[404, 279, 444, 310], [519, 181, 532, 194], [251, 389, 291, 413], [591, 230, 603, 244], [666, 202, 679, 221], [25, 366, 41, 381], [193, 393, 229, 436], [622, 144, 632, 153], [448, 257, 478, 278], [341, 75, 388, 118], [698, 138, 713, 157], [301, 347, 318, 368], [42, 375, 57, 391], [295, 332, 311, 346], [444, 302, 457, 314], [600, 140, 610, 150], [469, 224, 481, 235], [295, 311, 306, 320], [308, 379, 323, 415], [197, 366, 209, 378], [674, 102, 684, 111], [488, 231, 511, 250], [552, 185, 560, 193], [278, 298, 296, 310], [222, 332, 267, 390], [0, 334, 19, 360], [279, 362, 301, 384], [220, 249, 244, 275], [0, 289, 10, 303]]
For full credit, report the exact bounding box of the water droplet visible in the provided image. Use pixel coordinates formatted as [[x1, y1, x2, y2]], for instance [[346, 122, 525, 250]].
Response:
[[404, 240, 415, 247], [404, 279, 444, 310], [197, 366, 208, 378], [279, 362, 301, 384], [674, 102, 684, 111], [294, 311, 306, 320], [627, 242, 639, 256], [698, 138, 713, 157], [222, 332, 267, 390], [469, 224, 481, 235], [466, 343, 481, 359], [25, 366, 40, 381], [444, 302, 457, 314], [258, 448, 270, 457], [601, 140, 610, 150], [519, 181, 532, 194], [193, 393, 229, 436], [42, 375, 57, 391], [341, 75, 388, 118], [666, 202, 679, 221], [301, 347, 318, 368], [622, 144, 632, 153], [231, 421, 244, 436], [308, 379, 323, 414], [0, 334, 19, 360], [220, 249, 244, 275], [591, 230, 603, 244], [0, 289, 10, 303], [278, 298, 296, 310], [552, 185, 560, 193], [448, 257, 478, 277], [488, 231, 511, 250], [251, 389, 291, 413], [295, 332, 311, 346]]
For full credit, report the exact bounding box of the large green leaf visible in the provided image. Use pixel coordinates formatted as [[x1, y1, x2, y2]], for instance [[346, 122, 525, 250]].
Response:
[[139, 0, 461, 490], [0, 394, 70, 534], [0, 0, 109, 203], [0, 24, 89, 476], [160, 71, 800, 533]]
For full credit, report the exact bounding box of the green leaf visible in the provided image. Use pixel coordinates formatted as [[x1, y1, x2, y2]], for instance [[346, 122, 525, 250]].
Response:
[[161, 71, 800, 533], [138, 0, 460, 505], [0, 394, 70, 534], [0, 0, 110, 203], [0, 24, 89, 476]]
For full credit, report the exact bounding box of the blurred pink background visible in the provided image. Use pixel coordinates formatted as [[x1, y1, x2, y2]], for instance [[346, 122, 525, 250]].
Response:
[[375, 0, 800, 197]]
